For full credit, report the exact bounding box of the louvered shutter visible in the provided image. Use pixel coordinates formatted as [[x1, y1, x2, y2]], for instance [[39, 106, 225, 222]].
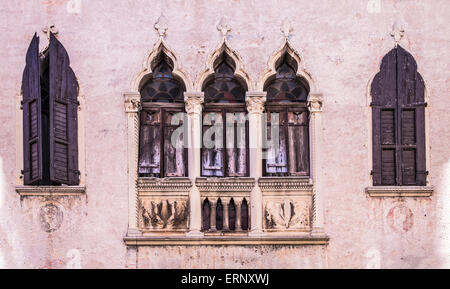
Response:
[[372, 46, 426, 186], [49, 33, 79, 185], [397, 46, 426, 185], [22, 34, 42, 185], [371, 48, 397, 185]]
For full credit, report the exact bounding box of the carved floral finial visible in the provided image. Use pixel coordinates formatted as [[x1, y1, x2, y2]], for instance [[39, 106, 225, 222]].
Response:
[[281, 18, 293, 39], [42, 24, 58, 40], [217, 16, 231, 39], [390, 21, 405, 46], [154, 14, 168, 38]]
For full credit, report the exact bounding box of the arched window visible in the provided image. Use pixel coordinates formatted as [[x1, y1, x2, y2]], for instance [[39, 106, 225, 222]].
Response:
[[371, 46, 426, 186], [263, 53, 310, 176], [138, 52, 187, 177], [201, 53, 249, 177], [22, 33, 79, 185]]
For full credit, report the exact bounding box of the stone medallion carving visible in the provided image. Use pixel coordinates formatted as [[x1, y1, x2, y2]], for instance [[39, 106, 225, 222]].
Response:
[[39, 203, 63, 233]]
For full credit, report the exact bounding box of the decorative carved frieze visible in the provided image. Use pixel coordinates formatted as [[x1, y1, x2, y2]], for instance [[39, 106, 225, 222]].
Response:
[[258, 177, 313, 192], [195, 177, 255, 193], [137, 177, 192, 194], [263, 196, 312, 231], [139, 197, 189, 231]]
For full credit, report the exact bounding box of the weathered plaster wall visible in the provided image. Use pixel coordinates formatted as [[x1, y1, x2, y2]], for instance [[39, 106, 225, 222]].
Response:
[[0, 0, 449, 268]]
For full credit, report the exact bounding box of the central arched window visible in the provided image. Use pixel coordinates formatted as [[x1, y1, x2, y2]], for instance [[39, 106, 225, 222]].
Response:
[[138, 52, 187, 177], [201, 53, 249, 177], [263, 53, 310, 176]]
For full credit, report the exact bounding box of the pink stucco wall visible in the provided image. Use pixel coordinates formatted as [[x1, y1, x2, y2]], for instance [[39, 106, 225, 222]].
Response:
[[0, 0, 449, 268]]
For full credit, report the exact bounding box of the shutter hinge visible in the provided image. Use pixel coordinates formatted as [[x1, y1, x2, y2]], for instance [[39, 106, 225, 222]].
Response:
[[21, 170, 24, 175], [20, 100, 23, 110], [370, 170, 374, 175], [77, 101, 80, 106], [369, 102, 373, 107], [424, 102, 428, 107]]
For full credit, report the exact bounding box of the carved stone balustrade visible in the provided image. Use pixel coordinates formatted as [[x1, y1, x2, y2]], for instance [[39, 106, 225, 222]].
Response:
[[196, 177, 254, 234]]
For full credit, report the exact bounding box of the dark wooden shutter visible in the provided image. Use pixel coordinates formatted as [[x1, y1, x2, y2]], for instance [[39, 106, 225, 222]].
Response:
[[397, 46, 426, 185], [22, 34, 42, 185], [49, 33, 79, 185], [138, 110, 161, 177], [372, 46, 426, 186]]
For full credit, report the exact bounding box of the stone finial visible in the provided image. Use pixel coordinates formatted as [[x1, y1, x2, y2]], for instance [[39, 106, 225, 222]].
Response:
[[154, 14, 168, 38], [281, 18, 293, 39], [390, 21, 405, 46], [217, 16, 231, 39], [42, 25, 58, 39]]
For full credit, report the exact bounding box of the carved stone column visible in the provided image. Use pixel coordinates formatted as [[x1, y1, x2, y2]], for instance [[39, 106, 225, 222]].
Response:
[[222, 197, 230, 231], [210, 198, 217, 232], [308, 93, 325, 235], [246, 91, 266, 236], [235, 198, 242, 231], [124, 92, 141, 236], [185, 92, 204, 237]]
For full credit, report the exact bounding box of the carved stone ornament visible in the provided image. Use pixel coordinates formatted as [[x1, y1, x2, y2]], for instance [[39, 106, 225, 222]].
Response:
[[184, 93, 204, 115], [42, 24, 59, 39], [39, 203, 63, 233], [264, 199, 310, 230], [246, 92, 266, 114], [154, 14, 169, 38], [217, 16, 231, 39], [308, 94, 323, 113], [280, 18, 293, 39], [124, 93, 141, 113], [390, 21, 405, 46], [139, 198, 189, 231]]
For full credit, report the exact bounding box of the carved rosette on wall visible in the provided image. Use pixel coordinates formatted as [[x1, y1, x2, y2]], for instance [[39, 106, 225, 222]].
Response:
[[137, 178, 191, 232]]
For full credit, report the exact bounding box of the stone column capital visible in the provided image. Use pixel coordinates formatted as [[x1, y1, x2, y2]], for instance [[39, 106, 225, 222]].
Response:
[[245, 91, 267, 114], [124, 92, 141, 113], [308, 93, 323, 113], [184, 92, 204, 115]]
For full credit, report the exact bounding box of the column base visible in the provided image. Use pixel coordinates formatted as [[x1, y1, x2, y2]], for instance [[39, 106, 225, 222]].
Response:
[[248, 229, 265, 237], [186, 230, 204, 237], [126, 227, 142, 237]]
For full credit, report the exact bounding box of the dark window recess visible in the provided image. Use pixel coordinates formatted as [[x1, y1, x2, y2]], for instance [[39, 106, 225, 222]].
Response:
[[138, 52, 187, 178], [201, 53, 249, 177], [371, 45, 426, 186], [22, 33, 79, 186], [263, 53, 310, 177]]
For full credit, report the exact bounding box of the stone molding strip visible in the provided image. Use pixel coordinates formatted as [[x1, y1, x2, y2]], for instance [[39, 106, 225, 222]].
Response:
[[258, 177, 313, 192], [137, 177, 192, 193], [123, 234, 329, 246], [365, 186, 434, 197], [16, 186, 86, 196], [195, 177, 255, 192]]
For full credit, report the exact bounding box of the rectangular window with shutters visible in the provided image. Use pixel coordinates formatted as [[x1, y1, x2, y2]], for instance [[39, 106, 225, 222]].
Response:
[[138, 104, 187, 178], [263, 105, 310, 177], [21, 33, 79, 186], [201, 105, 249, 177]]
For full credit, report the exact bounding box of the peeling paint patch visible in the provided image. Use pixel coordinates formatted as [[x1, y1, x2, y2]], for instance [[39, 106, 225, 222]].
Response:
[[387, 204, 414, 233]]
